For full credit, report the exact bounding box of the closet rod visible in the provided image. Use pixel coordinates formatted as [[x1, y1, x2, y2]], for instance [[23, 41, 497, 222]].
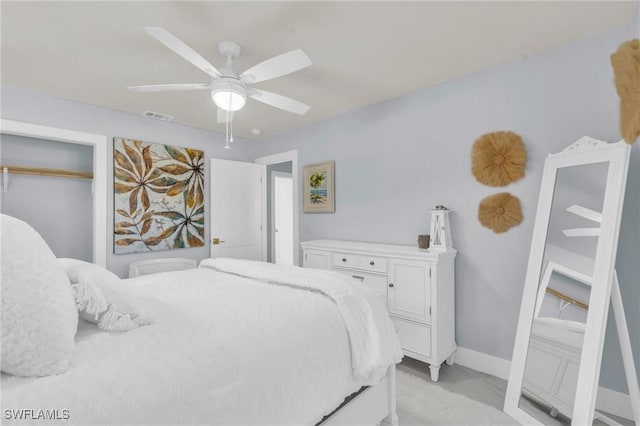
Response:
[[0, 165, 93, 180], [546, 287, 589, 311]]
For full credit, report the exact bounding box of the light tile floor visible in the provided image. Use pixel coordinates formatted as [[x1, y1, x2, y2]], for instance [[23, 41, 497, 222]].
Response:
[[398, 357, 633, 426], [399, 357, 507, 411]]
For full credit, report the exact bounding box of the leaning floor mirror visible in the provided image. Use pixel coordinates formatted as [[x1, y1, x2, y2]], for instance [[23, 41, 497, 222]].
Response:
[[504, 137, 639, 425]]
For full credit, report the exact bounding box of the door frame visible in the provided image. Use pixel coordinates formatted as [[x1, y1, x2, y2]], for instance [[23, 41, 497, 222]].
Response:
[[271, 171, 293, 264], [0, 119, 108, 266], [255, 150, 299, 265]]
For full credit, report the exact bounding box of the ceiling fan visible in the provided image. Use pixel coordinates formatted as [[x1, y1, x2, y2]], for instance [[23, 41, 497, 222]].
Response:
[[128, 27, 312, 126]]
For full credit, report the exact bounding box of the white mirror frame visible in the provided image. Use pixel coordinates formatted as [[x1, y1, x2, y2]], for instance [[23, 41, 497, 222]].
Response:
[[504, 137, 631, 425]]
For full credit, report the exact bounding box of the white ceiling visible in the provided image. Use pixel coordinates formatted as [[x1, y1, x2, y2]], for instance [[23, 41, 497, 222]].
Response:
[[1, 1, 635, 139]]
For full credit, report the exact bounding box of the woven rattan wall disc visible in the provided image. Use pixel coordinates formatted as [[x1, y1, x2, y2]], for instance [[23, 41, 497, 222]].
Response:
[[611, 39, 640, 144], [478, 192, 523, 233], [471, 131, 526, 187]]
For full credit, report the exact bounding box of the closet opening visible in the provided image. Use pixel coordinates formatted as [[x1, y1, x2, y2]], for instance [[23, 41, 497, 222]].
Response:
[[0, 119, 108, 266], [0, 135, 93, 261]]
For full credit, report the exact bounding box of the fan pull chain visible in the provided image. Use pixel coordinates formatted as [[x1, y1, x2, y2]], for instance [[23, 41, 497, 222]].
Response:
[[224, 96, 231, 149], [228, 89, 234, 143], [224, 109, 230, 149]]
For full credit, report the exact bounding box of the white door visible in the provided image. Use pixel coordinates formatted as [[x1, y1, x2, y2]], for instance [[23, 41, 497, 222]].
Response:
[[210, 158, 264, 260], [273, 173, 293, 265]]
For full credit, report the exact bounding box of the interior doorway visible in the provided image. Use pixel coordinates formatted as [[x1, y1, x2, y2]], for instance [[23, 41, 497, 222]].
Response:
[[272, 171, 293, 265], [255, 150, 299, 265]]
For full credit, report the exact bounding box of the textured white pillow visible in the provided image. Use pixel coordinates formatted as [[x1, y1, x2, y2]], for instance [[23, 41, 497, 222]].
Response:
[[59, 257, 121, 288], [58, 258, 153, 331], [0, 214, 78, 377]]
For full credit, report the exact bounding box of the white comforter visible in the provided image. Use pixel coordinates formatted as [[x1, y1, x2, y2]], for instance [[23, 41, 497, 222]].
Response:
[[1, 264, 402, 425], [200, 258, 402, 381]]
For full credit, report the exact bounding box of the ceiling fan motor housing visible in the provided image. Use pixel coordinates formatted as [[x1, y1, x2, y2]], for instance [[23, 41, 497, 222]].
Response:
[[217, 40, 241, 60]]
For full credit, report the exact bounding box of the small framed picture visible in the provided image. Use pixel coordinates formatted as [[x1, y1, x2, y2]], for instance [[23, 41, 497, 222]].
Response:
[[303, 161, 335, 213]]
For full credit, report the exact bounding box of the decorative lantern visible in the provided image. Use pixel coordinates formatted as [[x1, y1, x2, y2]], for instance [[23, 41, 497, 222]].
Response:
[[429, 206, 453, 252]]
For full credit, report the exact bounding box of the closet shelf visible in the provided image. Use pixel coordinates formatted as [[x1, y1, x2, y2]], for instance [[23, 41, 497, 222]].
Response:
[[0, 164, 93, 180]]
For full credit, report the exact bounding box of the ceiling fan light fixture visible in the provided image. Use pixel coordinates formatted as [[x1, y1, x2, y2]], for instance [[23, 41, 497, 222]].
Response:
[[211, 82, 246, 112]]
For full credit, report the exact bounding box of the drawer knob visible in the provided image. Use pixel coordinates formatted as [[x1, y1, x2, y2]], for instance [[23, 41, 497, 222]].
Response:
[[369, 261, 375, 266], [388, 283, 394, 288], [342, 258, 347, 262]]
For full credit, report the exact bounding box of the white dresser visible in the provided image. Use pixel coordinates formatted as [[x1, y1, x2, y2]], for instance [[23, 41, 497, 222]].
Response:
[[300, 239, 457, 381]]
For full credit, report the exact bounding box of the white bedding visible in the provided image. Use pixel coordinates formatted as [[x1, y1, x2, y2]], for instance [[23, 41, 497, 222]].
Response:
[[1, 266, 401, 425], [200, 258, 402, 381]]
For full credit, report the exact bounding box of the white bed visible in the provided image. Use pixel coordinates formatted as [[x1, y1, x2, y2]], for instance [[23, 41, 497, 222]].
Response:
[[1, 262, 402, 425]]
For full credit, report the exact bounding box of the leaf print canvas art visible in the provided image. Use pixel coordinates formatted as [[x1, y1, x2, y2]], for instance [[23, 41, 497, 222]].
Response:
[[303, 161, 335, 213], [113, 138, 205, 254]]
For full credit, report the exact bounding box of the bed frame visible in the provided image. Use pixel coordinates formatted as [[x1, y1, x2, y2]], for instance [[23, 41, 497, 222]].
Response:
[[322, 365, 398, 426]]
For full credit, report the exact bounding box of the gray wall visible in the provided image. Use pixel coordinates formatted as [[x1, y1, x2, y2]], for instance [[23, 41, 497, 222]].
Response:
[[0, 135, 93, 261], [266, 161, 293, 262], [0, 85, 261, 278], [248, 19, 639, 392]]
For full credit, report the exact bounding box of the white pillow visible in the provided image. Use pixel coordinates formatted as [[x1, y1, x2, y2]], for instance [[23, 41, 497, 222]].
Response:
[[0, 214, 78, 377], [58, 258, 153, 331]]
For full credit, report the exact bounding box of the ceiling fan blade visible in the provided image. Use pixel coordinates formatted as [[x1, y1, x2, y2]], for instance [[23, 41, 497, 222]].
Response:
[[128, 83, 210, 93], [240, 49, 311, 83], [144, 27, 220, 78], [250, 89, 310, 115], [217, 108, 234, 124]]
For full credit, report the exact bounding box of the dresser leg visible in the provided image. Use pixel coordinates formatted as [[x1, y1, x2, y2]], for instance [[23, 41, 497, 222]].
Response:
[[446, 352, 456, 366], [429, 364, 440, 382]]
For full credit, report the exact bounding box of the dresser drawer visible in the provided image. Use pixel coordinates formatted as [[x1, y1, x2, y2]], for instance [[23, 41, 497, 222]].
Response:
[[349, 271, 387, 296], [331, 252, 359, 269], [391, 317, 431, 358], [335, 269, 388, 309], [359, 255, 388, 273]]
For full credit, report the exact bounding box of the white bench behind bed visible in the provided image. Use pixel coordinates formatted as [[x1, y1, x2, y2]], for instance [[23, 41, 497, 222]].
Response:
[[128, 258, 197, 278]]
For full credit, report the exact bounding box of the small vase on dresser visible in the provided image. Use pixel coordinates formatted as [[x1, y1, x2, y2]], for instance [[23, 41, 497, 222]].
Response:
[[300, 239, 457, 381]]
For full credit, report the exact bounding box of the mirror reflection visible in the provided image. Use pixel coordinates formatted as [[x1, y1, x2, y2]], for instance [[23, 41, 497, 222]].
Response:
[[518, 162, 610, 424]]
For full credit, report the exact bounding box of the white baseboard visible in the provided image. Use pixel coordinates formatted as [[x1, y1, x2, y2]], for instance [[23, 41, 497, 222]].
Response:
[[454, 346, 633, 421], [455, 347, 511, 381]]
